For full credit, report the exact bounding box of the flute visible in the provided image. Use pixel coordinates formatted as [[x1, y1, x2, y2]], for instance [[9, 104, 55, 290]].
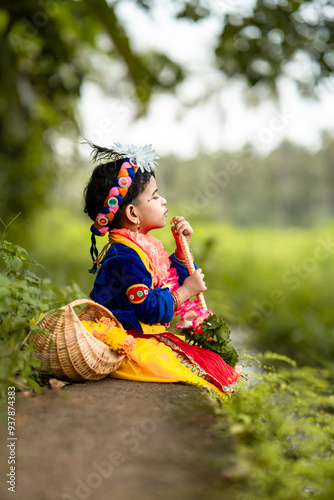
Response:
[[170, 218, 207, 310]]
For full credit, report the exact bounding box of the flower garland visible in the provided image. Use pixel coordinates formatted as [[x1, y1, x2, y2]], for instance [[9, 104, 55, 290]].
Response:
[[111, 228, 178, 289], [81, 316, 136, 356]]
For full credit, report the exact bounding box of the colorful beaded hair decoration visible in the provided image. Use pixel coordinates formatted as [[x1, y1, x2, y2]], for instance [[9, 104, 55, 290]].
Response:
[[91, 142, 159, 237], [88, 142, 159, 273], [92, 158, 139, 237]]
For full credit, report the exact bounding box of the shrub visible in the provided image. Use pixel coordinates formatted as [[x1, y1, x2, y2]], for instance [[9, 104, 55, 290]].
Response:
[[0, 239, 84, 401], [209, 352, 334, 500]]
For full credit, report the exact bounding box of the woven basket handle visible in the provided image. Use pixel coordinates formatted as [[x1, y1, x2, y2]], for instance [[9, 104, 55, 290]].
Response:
[[65, 299, 98, 309], [62, 299, 96, 323], [63, 299, 122, 328]]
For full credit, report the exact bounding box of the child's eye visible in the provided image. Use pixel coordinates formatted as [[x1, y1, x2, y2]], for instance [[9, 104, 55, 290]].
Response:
[[152, 195, 159, 199]]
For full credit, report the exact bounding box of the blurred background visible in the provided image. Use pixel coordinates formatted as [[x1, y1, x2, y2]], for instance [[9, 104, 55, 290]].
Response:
[[1, 0, 334, 368]]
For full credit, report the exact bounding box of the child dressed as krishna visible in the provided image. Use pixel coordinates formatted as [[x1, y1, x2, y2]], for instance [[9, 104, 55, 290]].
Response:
[[84, 142, 242, 396]]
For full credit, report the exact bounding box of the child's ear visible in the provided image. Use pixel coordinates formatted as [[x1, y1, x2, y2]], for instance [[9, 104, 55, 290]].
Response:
[[124, 204, 138, 225]]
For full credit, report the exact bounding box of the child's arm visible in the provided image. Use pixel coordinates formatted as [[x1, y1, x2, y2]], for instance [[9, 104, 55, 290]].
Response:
[[174, 269, 207, 306], [102, 246, 175, 326], [95, 244, 206, 327]]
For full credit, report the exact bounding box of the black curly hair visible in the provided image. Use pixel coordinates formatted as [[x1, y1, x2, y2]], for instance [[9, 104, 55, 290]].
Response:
[[84, 160, 154, 227], [83, 141, 155, 272]]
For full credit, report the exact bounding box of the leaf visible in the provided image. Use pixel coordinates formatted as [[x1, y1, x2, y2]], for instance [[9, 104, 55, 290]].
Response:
[[27, 377, 40, 390], [23, 270, 42, 282], [9, 256, 23, 272], [0, 287, 11, 299]]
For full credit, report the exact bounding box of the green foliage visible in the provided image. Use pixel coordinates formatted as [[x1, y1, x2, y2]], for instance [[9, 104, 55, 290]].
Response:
[[188, 221, 334, 369], [0, 0, 183, 221], [178, 0, 334, 95], [181, 313, 239, 368], [0, 237, 84, 400], [208, 353, 334, 500], [2, 0, 334, 226]]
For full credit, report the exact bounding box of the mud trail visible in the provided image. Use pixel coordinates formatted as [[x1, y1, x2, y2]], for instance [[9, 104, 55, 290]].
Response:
[[0, 379, 233, 500]]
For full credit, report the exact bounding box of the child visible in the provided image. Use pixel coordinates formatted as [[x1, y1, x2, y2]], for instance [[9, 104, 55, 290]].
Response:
[[84, 142, 241, 395]]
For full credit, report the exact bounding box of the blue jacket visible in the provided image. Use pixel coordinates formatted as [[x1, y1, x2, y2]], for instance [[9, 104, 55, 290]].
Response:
[[91, 242, 193, 331]]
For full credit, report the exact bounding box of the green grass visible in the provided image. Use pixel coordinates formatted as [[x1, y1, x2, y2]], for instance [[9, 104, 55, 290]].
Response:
[[189, 221, 334, 368], [11, 207, 334, 368]]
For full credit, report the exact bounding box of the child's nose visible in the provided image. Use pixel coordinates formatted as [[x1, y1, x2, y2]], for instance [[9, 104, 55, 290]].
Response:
[[161, 196, 167, 205]]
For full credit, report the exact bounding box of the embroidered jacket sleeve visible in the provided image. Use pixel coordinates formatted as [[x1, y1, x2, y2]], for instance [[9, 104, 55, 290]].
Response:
[[169, 252, 197, 285], [92, 244, 174, 329]]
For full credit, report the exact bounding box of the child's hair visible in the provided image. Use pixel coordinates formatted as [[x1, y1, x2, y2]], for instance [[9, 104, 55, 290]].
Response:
[[83, 141, 156, 273], [83, 143, 155, 229]]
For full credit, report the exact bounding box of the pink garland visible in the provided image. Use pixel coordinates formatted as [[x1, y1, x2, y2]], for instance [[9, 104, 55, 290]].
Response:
[[111, 228, 172, 287], [174, 300, 212, 333]]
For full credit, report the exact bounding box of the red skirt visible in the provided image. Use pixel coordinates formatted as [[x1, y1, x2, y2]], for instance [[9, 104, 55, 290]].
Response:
[[127, 330, 242, 393]]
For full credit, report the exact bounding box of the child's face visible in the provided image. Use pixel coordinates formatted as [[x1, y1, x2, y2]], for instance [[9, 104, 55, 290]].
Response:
[[135, 176, 168, 234]]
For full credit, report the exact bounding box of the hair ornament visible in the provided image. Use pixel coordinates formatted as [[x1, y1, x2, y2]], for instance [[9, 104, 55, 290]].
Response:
[[85, 141, 125, 163], [112, 142, 159, 173], [87, 140, 158, 274], [91, 160, 138, 238]]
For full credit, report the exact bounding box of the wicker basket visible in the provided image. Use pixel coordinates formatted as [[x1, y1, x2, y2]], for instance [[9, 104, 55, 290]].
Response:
[[31, 299, 125, 381]]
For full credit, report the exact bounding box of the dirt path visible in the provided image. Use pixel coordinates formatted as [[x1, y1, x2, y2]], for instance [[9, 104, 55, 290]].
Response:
[[0, 379, 233, 500]]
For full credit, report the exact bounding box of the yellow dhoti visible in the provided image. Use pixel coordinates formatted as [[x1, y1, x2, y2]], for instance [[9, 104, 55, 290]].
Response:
[[111, 336, 225, 397]]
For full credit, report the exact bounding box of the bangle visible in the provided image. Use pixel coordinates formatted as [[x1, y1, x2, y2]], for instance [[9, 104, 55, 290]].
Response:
[[171, 290, 181, 311], [174, 251, 188, 265]]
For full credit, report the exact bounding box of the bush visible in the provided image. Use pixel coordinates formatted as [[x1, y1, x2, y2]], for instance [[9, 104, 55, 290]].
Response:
[[0, 239, 85, 401], [209, 352, 334, 500]]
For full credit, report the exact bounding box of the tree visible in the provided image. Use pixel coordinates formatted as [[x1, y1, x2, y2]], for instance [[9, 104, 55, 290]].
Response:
[[0, 0, 333, 221], [0, 0, 182, 220], [175, 0, 334, 95]]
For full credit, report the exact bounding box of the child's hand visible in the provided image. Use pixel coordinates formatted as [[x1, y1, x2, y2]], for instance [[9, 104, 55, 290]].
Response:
[[182, 268, 207, 299], [171, 216, 193, 260]]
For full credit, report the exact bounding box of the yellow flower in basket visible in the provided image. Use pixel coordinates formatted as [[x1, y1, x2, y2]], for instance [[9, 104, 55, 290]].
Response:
[[81, 317, 136, 355], [105, 328, 127, 351]]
